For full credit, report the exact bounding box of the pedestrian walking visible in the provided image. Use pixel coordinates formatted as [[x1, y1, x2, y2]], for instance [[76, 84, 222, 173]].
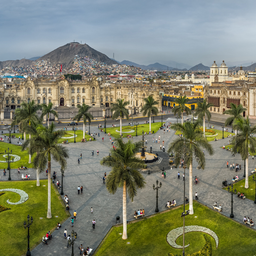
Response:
[[164, 171, 166, 179], [79, 244, 84, 255], [67, 235, 71, 247], [97, 150, 99, 156], [92, 150, 94, 156], [74, 210, 77, 220], [195, 192, 198, 200], [178, 172, 180, 179], [64, 229, 67, 239], [77, 186, 80, 194], [227, 161, 229, 168], [103, 176, 105, 184], [78, 158, 80, 164], [70, 217, 74, 227], [3, 169, 6, 176], [80, 186, 83, 194], [230, 164, 232, 170], [80, 153, 82, 159], [91, 207, 93, 214], [233, 163, 235, 170], [145, 139, 147, 144], [92, 219, 96, 229]]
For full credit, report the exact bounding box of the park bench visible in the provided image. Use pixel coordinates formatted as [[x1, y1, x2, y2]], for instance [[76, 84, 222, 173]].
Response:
[[134, 213, 144, 219], [245, 221, 254, 227], [213, 205, 222, 212], [251, 169, 256, 174], [22, 174, 30, 180], [167, 202, 176, 208]]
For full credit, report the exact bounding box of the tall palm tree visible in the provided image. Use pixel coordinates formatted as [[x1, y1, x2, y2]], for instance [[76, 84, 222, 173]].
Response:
[[232, 117, 256, 189], [194, 99, 213, 137], [22, 123, 69, 218], [14, 100, 41, 163], [111, 99, 129, 136], [172, 96, 191, 125], [101, 138, 146, 239], [224, 103, 246, 135], [74, 104, 93, 139], [41, 102, 58, 127], [168, 122, 214, 214], [141, 95, 159, 132]]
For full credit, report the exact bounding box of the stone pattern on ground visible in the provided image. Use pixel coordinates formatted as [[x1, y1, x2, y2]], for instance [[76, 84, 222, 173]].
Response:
[[0, 188, 29, 205]]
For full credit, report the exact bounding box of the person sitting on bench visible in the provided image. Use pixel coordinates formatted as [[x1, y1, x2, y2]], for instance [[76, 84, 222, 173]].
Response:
[[237, 191, 241, 197], [250, 219, 254, 226], [57, 223, 61, 229], [241, 193, 244, 199], [166, 201, 170, 207], [134, 211, 137, 217], [213, 202, 218, 207], [171, 199, 176, 206], [243, 216, 247, 223], [42, 236, 48, 244], [46, 231, 52, 240]]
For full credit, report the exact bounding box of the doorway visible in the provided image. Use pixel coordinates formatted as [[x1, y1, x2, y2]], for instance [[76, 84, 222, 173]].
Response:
[[60, 98, 64, 106]]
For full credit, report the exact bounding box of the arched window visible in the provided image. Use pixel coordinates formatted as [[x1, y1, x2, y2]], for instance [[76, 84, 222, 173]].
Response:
[[77, 97, 80, 103], [82, 88, 85, 93], [6, 98, 9, 104], [49, 99, 51, 103], [60, 87, 64, 94], [11, 98, 15, 103], [48, 88, 51, 94], [92, 96, 95, 103], [27, 88, 31, 94], [77, 88, 80, 93], [43, 88, 46, 94], [37, 88, 40, 94], [92, 87, 95, 94], [71, 88, 75, 93], [28, 98, 30, 103], [82, 98, 85, 104], [43, 97, 46, 104], [72, 98, 75, 104], [106, 96, 108, 101], [101, 98, 103, 102], [37, 99, 40, 104]]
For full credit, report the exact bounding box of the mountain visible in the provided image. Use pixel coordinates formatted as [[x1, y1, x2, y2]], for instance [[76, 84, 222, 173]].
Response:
[[243, 63, 256, 71], [189, 63, 210, 71], [37, 42, 118, 68], [0, 58, 33, 70], [29, 56, 41, 61]]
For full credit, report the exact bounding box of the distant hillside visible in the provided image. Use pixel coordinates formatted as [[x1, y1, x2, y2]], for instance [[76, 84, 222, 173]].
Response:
[[29, 56, 41, 61], [189, 63, 210, 71], [0, 58, 33, 70], [243, 63, 256, 71], [37, 42, 118, 68]]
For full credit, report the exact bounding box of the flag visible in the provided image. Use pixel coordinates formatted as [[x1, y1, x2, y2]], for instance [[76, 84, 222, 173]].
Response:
[[60, 64, 62, 73]]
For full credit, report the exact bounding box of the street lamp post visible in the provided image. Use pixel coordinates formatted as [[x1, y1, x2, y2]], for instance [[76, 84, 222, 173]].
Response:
[[104, 115, 106, 134], [70, 230, 77, 256], [61, 168, 64, 195], [135, 123, 138, 137], [228, 184, 237, 218], [161, 113, 163, 127], [73, 125, 76, 143], [222, 126, 224, 139], [253, 176, 256, 204], [153, 180, 162, 212], [89, 120, 91, 135], [24, 215, 33, 256], [181, 165, 189, 256], [153, 115, 155, 123], [5, 148, 12, 180], [9, 128, 11, 144]]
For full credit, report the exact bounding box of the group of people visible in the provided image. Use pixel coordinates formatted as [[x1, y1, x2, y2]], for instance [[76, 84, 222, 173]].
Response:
[[166, 199, 176, 208], [134, 209, 145, 216], [237, 191, 245, 199], [213, 202, 222, 211], [232, 175, 239, 182], [79, 244, 92, 255], [227, 161, 241, 172], [64, 195, 70, 210], [77, 186, 83, 194], [42, 231, 52, 245], [243, 216, 254, 226]]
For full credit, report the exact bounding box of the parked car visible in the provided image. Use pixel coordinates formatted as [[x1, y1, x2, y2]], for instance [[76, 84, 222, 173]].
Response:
[[68, 121, 78, 126]]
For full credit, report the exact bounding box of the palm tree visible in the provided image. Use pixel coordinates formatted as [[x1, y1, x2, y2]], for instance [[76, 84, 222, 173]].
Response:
[[101, 138, 146, 239], [194, 99, 213, 137], [224, 103, 246, 135], [111, 99, 129, 136], [172, 96, 191, 125], [41, 102, 58, 127], [14, 100, 41, 163], [74, 104, 93, 139], [168, 122, 214, 214], [232, 117, 256, 189], [22, 123, 69, 218], [141, 95, 159, 132]]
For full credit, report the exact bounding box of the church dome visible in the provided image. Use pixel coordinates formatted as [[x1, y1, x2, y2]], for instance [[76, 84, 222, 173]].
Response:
[[220, 60, 227, 68], [238, 66, 245, 76], [211, 61, 218, 67]]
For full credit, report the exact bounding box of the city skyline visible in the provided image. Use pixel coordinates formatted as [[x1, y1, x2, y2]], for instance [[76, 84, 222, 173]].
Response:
[[1, 0, 256, 68]]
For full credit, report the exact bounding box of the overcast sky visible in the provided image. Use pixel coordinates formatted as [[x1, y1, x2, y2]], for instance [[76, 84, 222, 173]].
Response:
[[1, 0, 256, 68]]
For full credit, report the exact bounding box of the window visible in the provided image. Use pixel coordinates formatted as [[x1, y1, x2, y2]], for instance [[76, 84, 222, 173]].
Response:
[[37, 88, 40, 94], [48, 88, 51, 94], [82, 98, 85, 104], [71, 88, 75, 93], [77, 88, 80, 93], [77, 97, 80, 103], [92, 87, 95, 94], [17, 99, 20, 104], [60, 87, 64, 94], [229, 91, 231, 95], [238, 92, 240, 95], [106, 96, 108, 101], [101, 98, 103, 102], [223, 98, 225, 104], [220, 70, 222, 74], [43, 88, 46, 94], [11, 98, 15, 103], [28, 98, 30, 103], [244, 92, 246, 96], [27, 88, 31, 94], [82, 88, 85, 93], [233, 91, 236, 95], [244, 101, 246, 106], [111, 98, 113, 102], [92, 96, 95, 103], [6, 99, 8, 104], [43, 98, 46, 104], [38, 99, 40, 104], [72, 99, 74, 103], [214, 108, 216, 111], [49, 99, 51, 103], [218, 90, 220, 94], [136, 100, 138, 106], [210, 90, 212, 93]]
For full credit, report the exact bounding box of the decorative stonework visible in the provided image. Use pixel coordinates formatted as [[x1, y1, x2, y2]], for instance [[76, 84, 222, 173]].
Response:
[[0, 154, 21, 163], [61, 133, 78, 139], [0, 189, 29, 205], [115, 129, 135, 133], [166, 225, 218, 249]]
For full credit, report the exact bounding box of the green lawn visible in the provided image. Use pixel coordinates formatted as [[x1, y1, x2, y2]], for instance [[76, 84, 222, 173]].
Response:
[[0, 180, 69, 256], [0, 142, 34, 169], [100, 122, 163, 139], [94, 201, 256, 256], [223, 175, 256, 201], [176, 128, 234, 142]]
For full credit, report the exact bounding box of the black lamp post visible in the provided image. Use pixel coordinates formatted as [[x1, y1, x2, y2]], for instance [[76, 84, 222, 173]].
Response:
[[9, 128, 11, 144], [24, 215, 33, 256], [73, 125, 76, 143], [228, 184, 237, 218], [161, 113, 163, 127], [89, 120, 91, 135], [243, 159, 246, 177], [135, 123, 138, 137], [5, 148, 12, 180], [222, 126, 224, 139], [104, 115, 106, 134], [153, 180, 162, 212], [22, 129, 24, 140], [61, 168, 64, 195], [13, 124, 16, 133], [70, 230, 77, 256], [253, 175, 256, 204], [181, 165, 189, 256], [152, 115, 155, 123]]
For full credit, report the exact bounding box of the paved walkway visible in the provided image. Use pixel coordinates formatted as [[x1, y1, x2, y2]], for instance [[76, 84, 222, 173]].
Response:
[[1, 119, 256, 255]]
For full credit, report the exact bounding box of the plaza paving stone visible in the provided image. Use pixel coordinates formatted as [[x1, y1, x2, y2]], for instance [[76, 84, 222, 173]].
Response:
[[1, 119, 256, 255]]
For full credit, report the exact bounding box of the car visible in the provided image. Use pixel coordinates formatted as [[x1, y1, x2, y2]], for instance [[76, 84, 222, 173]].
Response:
[[68, 121, 78, 126]]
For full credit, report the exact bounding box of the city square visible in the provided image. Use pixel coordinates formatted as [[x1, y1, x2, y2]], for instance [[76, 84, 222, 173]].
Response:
[[1, 115, 256, 255]]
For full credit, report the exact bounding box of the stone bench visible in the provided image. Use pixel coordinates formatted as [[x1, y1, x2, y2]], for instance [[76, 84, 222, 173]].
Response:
[[245, 221, 254, 227], [213, 205, 222, 212], [134, 213, 144, 219]]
